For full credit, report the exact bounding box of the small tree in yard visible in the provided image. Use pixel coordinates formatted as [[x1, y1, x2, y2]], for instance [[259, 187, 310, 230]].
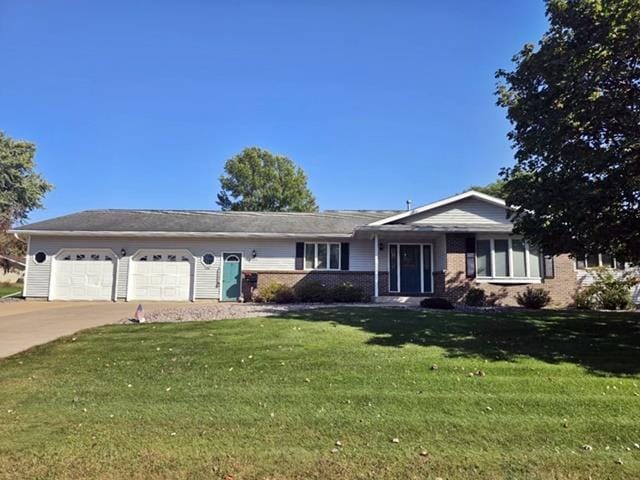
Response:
[[496, 0, 640, 262], [0, 131, 52, 269], [217, 147, 318, 212]]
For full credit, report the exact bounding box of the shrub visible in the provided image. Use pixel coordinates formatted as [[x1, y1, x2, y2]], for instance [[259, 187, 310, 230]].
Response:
[[574, 269, 636, 310], [574, 289, 596, 310], [420, 297, 454, 309], [294, 281, 329, 303], [255, 282, 296, 303], [330, 282, 365, 303], [515, 287, 551, 309], [464, 287, 486, 307]]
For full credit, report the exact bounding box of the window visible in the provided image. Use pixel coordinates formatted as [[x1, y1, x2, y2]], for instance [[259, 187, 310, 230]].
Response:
[[167, 254, 177, 262], [152, 254, 162, 261], [389, 244, 398, 292], [34, 251, 47, 264], [317, 244, 327, 269], [139, 255, 148, 261], [494, 240, 510, 277], [202, 253, 215, 265], [304, 243, 340, 270], [75, 254, 85, 261], [105, 255, 112, 261], [476, 240, 492, 277], [181, 256, 190, 262], [304, 244, 315, 269], [62, 255, 71, 261], [329, 244, 340, 270], [476, 238, 543, 280], [90, 254, 100, 261], [512, 240, 527, 277], [575, 253, 622, 269]]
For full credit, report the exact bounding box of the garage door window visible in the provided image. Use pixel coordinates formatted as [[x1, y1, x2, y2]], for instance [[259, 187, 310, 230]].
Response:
[[168, 254, 177, 261], [153, 254, 162, 261]]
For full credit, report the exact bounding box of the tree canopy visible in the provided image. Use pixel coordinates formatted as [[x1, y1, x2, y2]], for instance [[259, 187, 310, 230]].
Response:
[[0, 131, 52, 264], [496, 0, 640, 261], [217, 147, 318, 212], [467, 180, 507, 199]]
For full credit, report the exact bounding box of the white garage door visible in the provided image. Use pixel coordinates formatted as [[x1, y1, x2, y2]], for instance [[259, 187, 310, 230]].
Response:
[[130, 251, 193, 301], [51, 251, 115, 300]]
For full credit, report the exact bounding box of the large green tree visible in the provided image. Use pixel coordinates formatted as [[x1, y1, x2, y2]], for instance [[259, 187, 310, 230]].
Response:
[[0, 131, 52, 265], [217, 147, 318, 212], [496, 0, 640, 261], [467, 180, 507, 199]]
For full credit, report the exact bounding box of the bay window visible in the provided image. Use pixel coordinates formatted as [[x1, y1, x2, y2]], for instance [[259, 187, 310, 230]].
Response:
[[476, 238, 543, 281], [304, 243, 341, 270]]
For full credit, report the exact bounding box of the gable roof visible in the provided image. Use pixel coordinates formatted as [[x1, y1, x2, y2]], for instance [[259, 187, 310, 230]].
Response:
[[11, 209, 400, 238], [367, 190, 508, 226]]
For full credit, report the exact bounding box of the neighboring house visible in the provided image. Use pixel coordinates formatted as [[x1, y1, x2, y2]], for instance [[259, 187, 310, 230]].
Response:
[[9, 190, 637, 306], [0, 255, 25, 284]]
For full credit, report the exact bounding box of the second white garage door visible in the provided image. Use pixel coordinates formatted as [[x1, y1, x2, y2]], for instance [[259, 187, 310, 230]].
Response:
[[129, 251, 193, 301]]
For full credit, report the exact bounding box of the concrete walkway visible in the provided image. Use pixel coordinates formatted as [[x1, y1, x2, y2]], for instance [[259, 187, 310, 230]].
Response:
[[0, 301, 193, 358]]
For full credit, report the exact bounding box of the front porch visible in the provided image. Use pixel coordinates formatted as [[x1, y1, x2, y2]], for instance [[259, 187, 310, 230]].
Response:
[[365, 232, 448, 299]]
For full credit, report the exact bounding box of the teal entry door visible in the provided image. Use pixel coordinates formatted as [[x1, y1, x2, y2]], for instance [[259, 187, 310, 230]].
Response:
[[399, 245, 422, 293], [222, 253, 242, 301]]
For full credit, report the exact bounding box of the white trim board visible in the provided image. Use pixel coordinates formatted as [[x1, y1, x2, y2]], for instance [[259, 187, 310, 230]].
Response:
[[368, 190, 510, 226]]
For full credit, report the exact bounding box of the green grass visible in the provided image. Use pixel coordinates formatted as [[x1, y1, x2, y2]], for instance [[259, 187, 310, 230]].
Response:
[[1, 308, 639, 479], [0, 282, 21, 297]]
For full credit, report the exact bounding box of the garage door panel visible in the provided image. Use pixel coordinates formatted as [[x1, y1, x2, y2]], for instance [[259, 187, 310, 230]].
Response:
[[130, 252, 193, 301], [52, 252, 115, 300]]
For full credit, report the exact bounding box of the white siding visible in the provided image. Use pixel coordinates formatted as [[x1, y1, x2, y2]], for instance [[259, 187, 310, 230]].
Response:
[[404, 198, 511, 225], [577, 266, 640, 305], [25, 235, 377, 300]]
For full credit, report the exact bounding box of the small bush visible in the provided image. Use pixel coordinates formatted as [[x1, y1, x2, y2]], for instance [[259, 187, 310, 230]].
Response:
[[464, 287, 486, 307], [574, 289, 596, 310], [330, 282, 365, 302], [420, 297, 454, 309], [574, 269, 636, 310], [294, 281, 329, 303], [516, 287, 551, 309], [255, 282, 296, 303]]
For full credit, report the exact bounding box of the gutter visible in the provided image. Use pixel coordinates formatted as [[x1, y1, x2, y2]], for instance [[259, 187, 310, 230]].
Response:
[[7, 229, 354, 239]]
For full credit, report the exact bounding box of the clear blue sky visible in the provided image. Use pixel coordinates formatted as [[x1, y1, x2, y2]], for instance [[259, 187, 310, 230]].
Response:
[[1, 0, 548, 222]]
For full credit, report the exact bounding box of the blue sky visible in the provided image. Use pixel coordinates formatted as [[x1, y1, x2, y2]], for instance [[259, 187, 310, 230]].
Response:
[[1, 1, 548, 222]]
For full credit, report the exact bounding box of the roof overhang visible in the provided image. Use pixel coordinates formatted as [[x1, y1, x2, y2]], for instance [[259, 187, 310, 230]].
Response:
[[368, 190, 511, 226], [8, 230, 353, 239], [353, 223, 513, 238]]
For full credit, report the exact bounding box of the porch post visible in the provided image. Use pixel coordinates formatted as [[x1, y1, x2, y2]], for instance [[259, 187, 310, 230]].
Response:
[[374, 234, 379, 298]]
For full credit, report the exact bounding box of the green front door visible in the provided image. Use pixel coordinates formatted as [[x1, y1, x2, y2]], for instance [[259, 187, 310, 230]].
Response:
[[222, 253, 242, 301]]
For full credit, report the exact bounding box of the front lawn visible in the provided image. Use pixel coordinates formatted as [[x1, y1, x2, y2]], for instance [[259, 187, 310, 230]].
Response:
[[1, 308, 639, 479], [0, 282, 22, 297]]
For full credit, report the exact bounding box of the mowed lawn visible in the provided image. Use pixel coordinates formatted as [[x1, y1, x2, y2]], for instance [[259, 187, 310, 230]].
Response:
[[0, 283, 22, 297], [1, 308, 639, 479]]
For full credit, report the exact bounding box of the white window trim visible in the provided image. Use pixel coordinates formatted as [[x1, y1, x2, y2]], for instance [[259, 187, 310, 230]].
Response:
[[476, 236, 542, 283], [574, 253, 622, 270], [387, 243, 434, 294], [303, 242, 341, 271]]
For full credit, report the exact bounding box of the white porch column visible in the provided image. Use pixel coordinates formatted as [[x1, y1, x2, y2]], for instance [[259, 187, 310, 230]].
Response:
[[374, 234, 379, 298]]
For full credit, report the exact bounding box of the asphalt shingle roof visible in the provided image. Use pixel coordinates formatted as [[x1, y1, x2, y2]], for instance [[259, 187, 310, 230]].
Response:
[[15, 209, 401, 235]]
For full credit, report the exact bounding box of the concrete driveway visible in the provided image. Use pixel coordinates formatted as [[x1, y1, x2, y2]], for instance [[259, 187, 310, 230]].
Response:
[[0, 301, 194, 358]]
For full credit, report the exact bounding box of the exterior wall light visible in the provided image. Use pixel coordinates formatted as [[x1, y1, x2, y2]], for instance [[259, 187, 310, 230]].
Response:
[[252, 249, 257, 258], [120, 248, 127, 257]]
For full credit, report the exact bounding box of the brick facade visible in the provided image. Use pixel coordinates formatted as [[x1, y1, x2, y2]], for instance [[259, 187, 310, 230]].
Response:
[[242, 270, 389, 301], [443, 234, 577, 307]]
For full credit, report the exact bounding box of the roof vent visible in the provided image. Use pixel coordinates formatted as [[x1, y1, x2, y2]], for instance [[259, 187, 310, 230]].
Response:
[[406, 200, 412, 210]]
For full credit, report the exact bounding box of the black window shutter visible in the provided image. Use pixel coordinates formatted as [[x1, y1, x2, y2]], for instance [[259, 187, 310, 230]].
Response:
[[295, 242, 304, 270], [340, 242, 350, 270], [465, 237, 476, 278], [543, 255, 555, 279]]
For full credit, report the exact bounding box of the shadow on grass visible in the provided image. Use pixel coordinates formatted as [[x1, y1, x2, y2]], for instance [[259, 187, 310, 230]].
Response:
[[286, 307, 640, 376]]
